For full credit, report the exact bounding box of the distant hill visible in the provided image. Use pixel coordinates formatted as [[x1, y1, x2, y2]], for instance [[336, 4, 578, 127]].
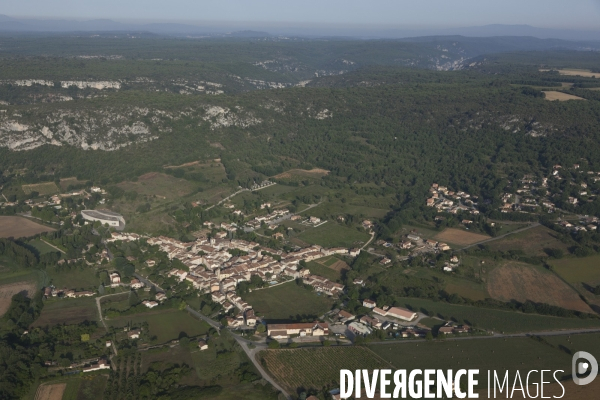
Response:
[[0, 15, 599, 42]]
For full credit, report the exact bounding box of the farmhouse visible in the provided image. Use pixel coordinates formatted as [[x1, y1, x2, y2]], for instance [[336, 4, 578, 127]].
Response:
[[142, 300, 159, 308], [109, 272, 121, 284], [83, 359, 110, 373], [130, 279, 144, 289], [127, 330, 141, 339], [360, 315, 381, 328], [267, 322, 329, 339], [155, 292, 167, 302], [338, 310, 355, 322], [198, 340, 208, 350], [362, 299, 376, 309]]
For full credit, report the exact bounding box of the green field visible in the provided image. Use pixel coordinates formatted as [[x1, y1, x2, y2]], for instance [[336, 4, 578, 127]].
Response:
[[141, 338, 279, 400], [297, 222, 370, 248], [0, 263, 46, 287], [369, 334, 595, 388], [550, 255, 600, 284], [32, 297, 98, 327], [260, 346, 388, 394], [28, 239, 62, 255], [242, 281, 334, 321], [108, 309, 211, 343], [396, 297, 600, 333], [47, 266, 103, 291], [486, 225, 571, 257]]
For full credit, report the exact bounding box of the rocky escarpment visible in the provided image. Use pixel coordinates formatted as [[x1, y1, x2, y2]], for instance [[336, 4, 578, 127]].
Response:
[[0, 104, 265, 151]]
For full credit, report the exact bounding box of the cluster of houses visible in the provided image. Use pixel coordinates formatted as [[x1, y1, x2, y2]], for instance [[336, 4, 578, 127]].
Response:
[[328, 299, 421, 338], [500, 165, 600, 215], [42, 271, 145, 301], [443, 256, 460, 272], [250, 180, 275, 190], [400, 233, 451, 256], [141, 235, 360, 329], [426, 183, 479, 215], [43, 286, 95, 299], [438, 322, 472, 335], [556, 216, 599, 233], [245, 208, 290, 229]]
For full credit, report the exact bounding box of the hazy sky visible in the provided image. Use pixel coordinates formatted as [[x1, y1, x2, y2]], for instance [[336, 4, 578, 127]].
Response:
[[3, 0, 600, 30]]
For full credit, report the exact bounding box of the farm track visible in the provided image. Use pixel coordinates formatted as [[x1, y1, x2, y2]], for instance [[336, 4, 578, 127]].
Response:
[[460, 222, 540, 250]]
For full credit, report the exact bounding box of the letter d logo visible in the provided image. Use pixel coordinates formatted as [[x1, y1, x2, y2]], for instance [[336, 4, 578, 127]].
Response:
[[572, 351, 598, 385]]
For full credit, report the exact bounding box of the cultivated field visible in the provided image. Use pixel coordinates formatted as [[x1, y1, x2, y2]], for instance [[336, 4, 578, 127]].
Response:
[[543, 91, 585, 101], [47, 266, 102, 291], [34, 383, 66, 400], [0, 281, 37, 316], [28, 239, 62, 255], [434, 228, 490, 246], [242, 281, 334, 321], [444, 282, 488, 301], [107, 309, 210, 343], [32, 297, 98, 327], [369, 336, 575, 389], [549, 255, 600, 285], [487, 262, 592, 313], [259, 347, 388, 394], [395, 297, 600, 333], [22, 181, 60, 195], [306, 256, 349, 281], [486, 225, 569, 257], [0, 216, 55, 238], [117, 172, 197, 200], [541, 68, 599, 78], [297, 222, 370, 248]]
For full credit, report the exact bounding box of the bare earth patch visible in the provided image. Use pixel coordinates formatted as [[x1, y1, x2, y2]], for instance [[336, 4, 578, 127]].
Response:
[[0, 216, 55, 238], [543, 91, 585, 101], [274, 168, 330, 179], [540, 68, 599, 78], [0, 281, 37, 316], [434, 228, 490, 246], [35, 383, 66, 400], [487, 262, 592, 313]]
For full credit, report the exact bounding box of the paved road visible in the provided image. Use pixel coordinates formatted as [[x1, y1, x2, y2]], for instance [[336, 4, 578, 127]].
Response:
[[460, 222, 540, 250], [185, 306, 222, 331], [231, 335, 291, 400], [133, 273, 164, 292], [368, 327, 600, 346], [95, 292, 125, 357], [361, 230, 376, 251]]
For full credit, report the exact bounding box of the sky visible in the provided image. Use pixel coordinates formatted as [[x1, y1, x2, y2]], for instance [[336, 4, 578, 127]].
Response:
[[2, 0, 600, 30]]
